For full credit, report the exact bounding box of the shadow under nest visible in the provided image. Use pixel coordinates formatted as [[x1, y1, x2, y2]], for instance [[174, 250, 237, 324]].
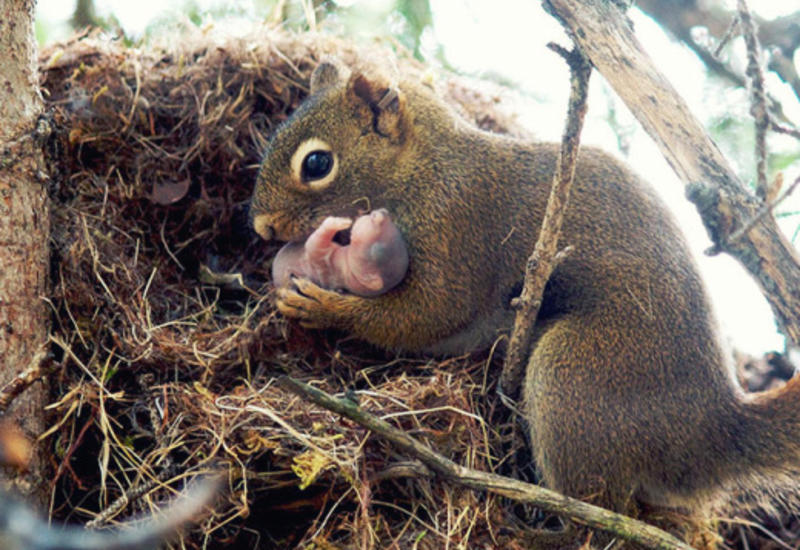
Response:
[[39, 27, 529, 549], [37, 25, 800, 550]]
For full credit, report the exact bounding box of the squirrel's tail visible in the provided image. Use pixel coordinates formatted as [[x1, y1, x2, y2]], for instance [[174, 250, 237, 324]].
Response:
[[715, 374, 800, 503], [652, 373, 800, 510]]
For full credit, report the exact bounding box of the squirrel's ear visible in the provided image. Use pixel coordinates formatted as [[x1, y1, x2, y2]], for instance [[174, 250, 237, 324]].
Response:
[[310, 59, 349, 94], [349, 72, 405, 142]]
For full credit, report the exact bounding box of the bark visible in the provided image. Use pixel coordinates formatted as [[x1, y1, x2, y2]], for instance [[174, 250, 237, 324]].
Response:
[[0, 0, 51, 505], [544, 0, 800, 345], [71, 0, 98, 30]]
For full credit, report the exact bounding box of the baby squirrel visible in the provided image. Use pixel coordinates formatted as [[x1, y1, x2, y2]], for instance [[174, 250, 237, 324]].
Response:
[[250, 60, 800, 547], [271, 208, 408, 297]]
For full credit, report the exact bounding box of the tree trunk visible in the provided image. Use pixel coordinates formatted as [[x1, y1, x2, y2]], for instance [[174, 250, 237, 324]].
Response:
[[71, 0, 98, 30], [0, 0, 51, 505]]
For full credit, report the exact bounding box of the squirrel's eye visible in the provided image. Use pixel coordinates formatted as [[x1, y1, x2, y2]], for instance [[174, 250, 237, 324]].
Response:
[[302, 151, 333, 181], [291, 138, 337, 190]]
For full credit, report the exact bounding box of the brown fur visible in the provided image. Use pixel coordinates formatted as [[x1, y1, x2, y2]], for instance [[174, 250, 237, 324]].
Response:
[[250, 60, 800, 548]]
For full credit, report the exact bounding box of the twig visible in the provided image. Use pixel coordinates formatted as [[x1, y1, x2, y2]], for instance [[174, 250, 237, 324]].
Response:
[[85, 465, 177, 529], [498, 44, 590, 402], [738, 0, 769, 199], [770, 119, 800, 140], [277, 376, 692, 550], [0, 348, 53, 413], [766, 49, 800, 109], [713, 16, 740, 58], [735, 0, 800, 209], [722, 174, 800, 248]]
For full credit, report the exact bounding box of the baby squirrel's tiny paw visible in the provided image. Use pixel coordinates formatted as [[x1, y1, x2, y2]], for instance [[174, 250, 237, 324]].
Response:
[[275, 276, 355, 328]]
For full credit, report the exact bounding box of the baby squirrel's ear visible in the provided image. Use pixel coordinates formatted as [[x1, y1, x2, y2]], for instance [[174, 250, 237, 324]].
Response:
[[310, 59, 349, 94], [348, 72, 406, 143]]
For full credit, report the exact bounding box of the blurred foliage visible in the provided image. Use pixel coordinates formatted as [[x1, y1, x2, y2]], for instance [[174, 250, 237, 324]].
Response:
[[709, 111, 800, 198], [69, 0, 124, 40], [38, 0, 437, 60], [771, 150, 800, 173], [131, 0, 436, 59], [139, 0, 441, 62], [601, 83, 637, 157], [395, 0, 433, 59], [709, 114, 757, 186]]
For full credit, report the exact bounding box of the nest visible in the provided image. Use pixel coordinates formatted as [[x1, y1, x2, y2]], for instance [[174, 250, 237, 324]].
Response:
[[39, 26, 530, 549], [37, 24, 800, 550]]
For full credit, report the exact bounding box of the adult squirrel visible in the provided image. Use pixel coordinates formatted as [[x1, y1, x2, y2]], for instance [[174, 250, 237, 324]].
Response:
[[250, 59, 800, 547]]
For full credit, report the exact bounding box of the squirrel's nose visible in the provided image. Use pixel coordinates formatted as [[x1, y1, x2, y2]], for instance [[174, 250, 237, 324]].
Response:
[[251, 213, 275, 241]]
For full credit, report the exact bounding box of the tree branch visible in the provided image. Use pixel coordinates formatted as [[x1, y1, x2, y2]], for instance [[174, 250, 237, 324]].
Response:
[[737, 0, 769, 198], [499, 45, 589, 402], [636, 0, 800, 105], [277, 376, 693, 550], [544, 0, 800, 345]]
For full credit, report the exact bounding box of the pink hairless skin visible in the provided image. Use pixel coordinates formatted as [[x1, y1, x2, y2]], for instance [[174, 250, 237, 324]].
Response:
[[271, 208, 409, 297]]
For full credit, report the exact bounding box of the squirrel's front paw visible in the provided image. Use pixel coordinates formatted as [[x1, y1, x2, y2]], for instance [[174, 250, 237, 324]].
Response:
[[275, 277, 356, 329]]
